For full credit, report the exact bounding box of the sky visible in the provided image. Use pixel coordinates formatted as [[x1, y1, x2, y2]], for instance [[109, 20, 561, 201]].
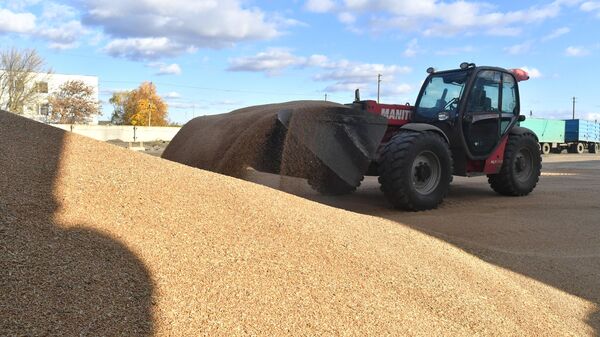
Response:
[[1, 0, 599, 123]]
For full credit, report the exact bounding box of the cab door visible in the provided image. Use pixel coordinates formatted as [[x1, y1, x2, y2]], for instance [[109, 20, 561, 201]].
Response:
[[462, 70, 502, 157], [499, 73, 520, 135]]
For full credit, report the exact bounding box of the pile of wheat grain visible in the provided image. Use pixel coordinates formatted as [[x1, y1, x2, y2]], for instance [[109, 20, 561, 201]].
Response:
[[0, 110, 592, 336]]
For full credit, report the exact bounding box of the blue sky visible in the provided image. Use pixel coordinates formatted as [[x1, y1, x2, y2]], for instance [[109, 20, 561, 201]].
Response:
[[1, 0, 599, 123]]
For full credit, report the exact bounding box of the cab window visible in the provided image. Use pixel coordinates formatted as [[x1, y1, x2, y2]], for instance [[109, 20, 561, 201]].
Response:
[[467, 70, 500, 114], [501, 74, 518, 115]]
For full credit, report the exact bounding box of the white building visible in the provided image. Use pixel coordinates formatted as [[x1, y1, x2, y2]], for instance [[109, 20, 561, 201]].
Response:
[[3, 72, 100, 125]]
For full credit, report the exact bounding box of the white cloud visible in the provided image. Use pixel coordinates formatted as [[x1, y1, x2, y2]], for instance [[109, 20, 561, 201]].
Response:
[[104, 37, 188, 60], [541, 26, 570, 41], [403, 38, 419, 57], [149, 63, 182, 76], [41, 3, 77, 20], [0, 8, 36, 34], [338, 12, 356, 24], [520, 67, 542, 79], [306, 54, 332, 67], [580, 1, 600, 17], [305, 0, 336, 13], [37, 20, 87, 50], [81, 0, 283, 60], [313, 61, 411, 82], [212, 99, 243, 106], [227, 49, 412, 96], [169, 102, 203, 110], [228, 49, 306, 75], [435, 46, 475, 56], [0, 3, 91, 50], [581, 1, 600, 11], [565, 46, 590, 56], [505, 41, 532, 55], [314, 59, 411, 96], [3, 0, 41, 11], [379, 83, 413, 97], [311, 0, 574, 37], [585, 112, 600, 121], [325, 82, 368, 93], [163, 91, 182, 99]]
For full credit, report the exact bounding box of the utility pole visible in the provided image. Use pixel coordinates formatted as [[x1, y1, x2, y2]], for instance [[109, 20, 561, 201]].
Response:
[[572, 96, 576, 120], [149, 81, 153, 127], [324, 93, 328, 101], [377, 74, 382, 103]]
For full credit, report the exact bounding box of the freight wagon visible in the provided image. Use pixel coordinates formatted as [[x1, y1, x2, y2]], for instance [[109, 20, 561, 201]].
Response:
[[520, 118, 600, 154]]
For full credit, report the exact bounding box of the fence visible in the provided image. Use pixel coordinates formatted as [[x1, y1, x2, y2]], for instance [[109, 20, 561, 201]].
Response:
[[51, 124, 181, 142]]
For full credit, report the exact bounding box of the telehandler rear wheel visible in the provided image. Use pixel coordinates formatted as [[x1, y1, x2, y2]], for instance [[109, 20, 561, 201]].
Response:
[[378, 131, 453, 211], [488, 132, 541, 196]]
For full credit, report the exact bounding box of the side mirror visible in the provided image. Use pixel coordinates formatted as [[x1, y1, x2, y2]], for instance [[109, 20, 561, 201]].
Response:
[[518, 115, 526, 122]]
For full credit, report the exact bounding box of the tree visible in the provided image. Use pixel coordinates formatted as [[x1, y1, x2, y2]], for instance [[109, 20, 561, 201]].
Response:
[[109, 91, 131, 125], [123, 82, 169, 126], [48, 80, 100, 124], [0, 48, 51, 114]]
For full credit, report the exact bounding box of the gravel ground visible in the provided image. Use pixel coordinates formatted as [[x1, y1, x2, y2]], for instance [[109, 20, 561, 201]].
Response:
[[1, 110, 598, 336]]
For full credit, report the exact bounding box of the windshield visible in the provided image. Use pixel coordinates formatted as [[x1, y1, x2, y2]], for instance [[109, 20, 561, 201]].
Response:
[[416, 71, 468, 119]]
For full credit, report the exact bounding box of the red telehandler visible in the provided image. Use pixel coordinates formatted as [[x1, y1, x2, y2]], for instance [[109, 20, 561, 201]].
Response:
[[163, 63, 542, 211]]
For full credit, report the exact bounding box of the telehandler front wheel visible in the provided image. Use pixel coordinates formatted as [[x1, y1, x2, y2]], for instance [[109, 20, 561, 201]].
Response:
[[378, 131, 453, 211], [488, 132, 541, 196]]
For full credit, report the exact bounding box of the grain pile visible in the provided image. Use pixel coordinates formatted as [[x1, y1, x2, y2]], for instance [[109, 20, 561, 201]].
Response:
[[161, 100, 345, 178], [0, 110, 593, 336]]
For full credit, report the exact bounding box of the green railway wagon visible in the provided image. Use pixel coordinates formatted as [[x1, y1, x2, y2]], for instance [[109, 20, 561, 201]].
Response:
[[520, 118, 565, 154]]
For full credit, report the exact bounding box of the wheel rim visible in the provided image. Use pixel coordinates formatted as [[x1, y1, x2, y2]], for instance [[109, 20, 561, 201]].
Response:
[[542, 143, 550, 154], [412, 151, 441, 195], [578, 143, 584, 153], [514, 148, 534, 182]]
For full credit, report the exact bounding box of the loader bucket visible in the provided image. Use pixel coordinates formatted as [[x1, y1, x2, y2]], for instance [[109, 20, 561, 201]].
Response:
[[161, 100, 387, 187], [276, 106, 387, 186]]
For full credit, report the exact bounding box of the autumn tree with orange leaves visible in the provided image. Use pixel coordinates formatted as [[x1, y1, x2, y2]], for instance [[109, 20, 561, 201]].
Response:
[[111, 82, 168, 126]]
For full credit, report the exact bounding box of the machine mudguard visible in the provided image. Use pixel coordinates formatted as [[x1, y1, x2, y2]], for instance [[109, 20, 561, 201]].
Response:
[[510, 126, 539, 140], [400, 123, 450, 143]]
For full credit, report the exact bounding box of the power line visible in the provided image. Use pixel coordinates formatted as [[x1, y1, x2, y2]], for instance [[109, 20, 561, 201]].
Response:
[[99, 79, 319, 97]]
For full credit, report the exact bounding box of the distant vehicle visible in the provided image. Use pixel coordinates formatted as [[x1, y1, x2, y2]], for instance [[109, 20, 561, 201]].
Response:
[[520, 118, 600, 154]]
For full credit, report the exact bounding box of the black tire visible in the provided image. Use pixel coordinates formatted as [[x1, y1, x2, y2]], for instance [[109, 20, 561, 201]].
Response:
[[589, 143, 598, 154], [378, 131, 453, 211], [577, 142, 585, 154], [488, 132, 542, 196], [541, 143, 551, 155], [308, 165, 360, 195]]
